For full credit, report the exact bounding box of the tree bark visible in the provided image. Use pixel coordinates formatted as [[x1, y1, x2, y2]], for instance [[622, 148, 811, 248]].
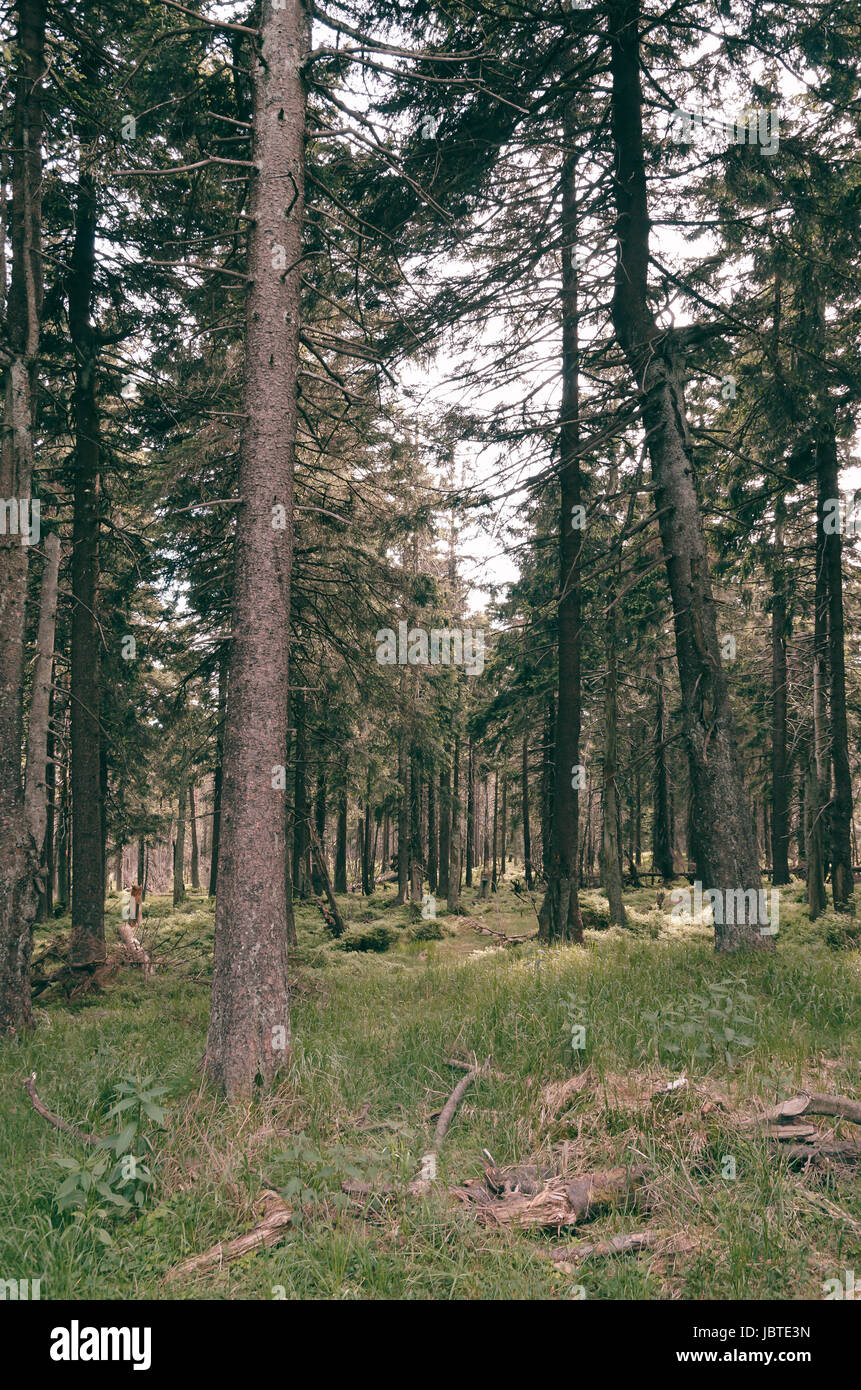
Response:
[[0, 0, 47, 1033], [539, 116, 583, 943], [770, 504, 790, 884], [817, 426, 854, 910], [173, 767, 187, 907], [427, 773, 438, 892], [522, 734, 532, 890], [334, 749, 348, 893], [188, 782, 200, 890], [652, 663, 674, 881], [68, 114, 106, 969], [204, 0, 306, 1095], [608, 0, 766, 950], [208, 650, 227, 897], [24, 532, 60, 868]]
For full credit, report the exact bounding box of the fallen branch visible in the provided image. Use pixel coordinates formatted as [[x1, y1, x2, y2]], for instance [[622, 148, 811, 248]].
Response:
[[549, 1231, 696, 1266], [745, 1092, 861, 1127], [430, 1056, 490, 1154], [23, 1072, 101, 1146], [165, 1191, 292, 1283], [460, 918, 536, 945]]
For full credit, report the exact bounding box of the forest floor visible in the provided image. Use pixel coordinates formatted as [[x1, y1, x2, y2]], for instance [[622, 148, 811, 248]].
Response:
[[1, 874, 859, 1300]]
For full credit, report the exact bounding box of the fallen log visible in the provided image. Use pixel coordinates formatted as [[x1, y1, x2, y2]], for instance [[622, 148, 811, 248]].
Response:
[[745, 1092, 861, 1127], [457, 1164, 649, 1230], [165, 1191, 292, 1283], [460, 918, 536, 945]]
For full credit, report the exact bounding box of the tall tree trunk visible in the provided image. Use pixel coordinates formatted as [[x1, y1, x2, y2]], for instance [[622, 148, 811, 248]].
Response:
[[314, 758, 328, 894], [208, 650, 227, 896], [522, 734, 533, 890], [438, 762, 450, 898], [771, 504, 790, 884], [492, 769, 499, 891], [652, 663, 674, 881], [540, 117, 583, 943], [808, 530, 829, 918], [500, 756, 508, 876], [204, 0, 306, 1095], [608, 0, 766, 950], [601, 595, 626, 926], [465, 737, 474, 888], [427, 774, 438, 892], [68, 117, 106, 969], [396, 733, 409, 904], [817, 427, 854, 910], [137, 836, 145, 894], [57, 716, 71, 908], [541, 698, 554, 877], [188, 782, 200, 890], [0, 0, 47, 1032], [39, 685, 55, 921], [292, 689, 309, 898], [25, 530, 60, 921], [448, 733, 461, 913], [173, 768, 187, 907], [335, 749, 348, 893], [409, 746, 422, 902]]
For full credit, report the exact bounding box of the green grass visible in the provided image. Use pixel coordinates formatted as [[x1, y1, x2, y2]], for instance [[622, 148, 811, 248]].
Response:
[[1, 876, 859, 1299]]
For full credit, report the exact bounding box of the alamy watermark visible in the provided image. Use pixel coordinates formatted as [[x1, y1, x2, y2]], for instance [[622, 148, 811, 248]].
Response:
[[376, 622, 484, 676], [668, 106, 779, 157], [670, 881, 779, 936], [0, 497, 40, 545]]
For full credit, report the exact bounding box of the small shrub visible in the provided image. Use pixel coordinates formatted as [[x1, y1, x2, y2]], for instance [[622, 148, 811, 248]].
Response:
[[407, 919, 443, 941], [340, 924, 397, 953], [824, 915, 861, 950]]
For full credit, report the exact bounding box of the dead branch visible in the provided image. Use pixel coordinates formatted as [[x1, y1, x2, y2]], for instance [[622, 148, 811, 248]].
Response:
[[549, 1231, 696, 1266], [165, 1191, 292, 1283], [745, 1092, 861, 1127], [23, 1072, 101, 1145]]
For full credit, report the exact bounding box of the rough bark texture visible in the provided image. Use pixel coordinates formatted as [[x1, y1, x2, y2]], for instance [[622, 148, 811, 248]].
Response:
[[0, 0, 47, 1034], [770, 505, 790, 884], [521, 734, 532, 890], [204, 0, 307, 1096], [334, 749, 348, 893], [68, 127, 106, 968], [208, 652, 227, 896], [601, 589, 626, 926], [189, 782, 200, 890], [539, 120, 583, 943], [24, 532, 60, 858], [608, 0, 767, 951], [816, 425, 854, 911], [447, 733, 461, 913]]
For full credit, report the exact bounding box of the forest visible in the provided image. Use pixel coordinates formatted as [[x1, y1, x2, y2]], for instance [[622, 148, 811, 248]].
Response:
[[0, 0, 859, 1311]]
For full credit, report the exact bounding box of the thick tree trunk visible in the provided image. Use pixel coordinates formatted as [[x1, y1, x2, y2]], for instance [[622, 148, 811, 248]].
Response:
[[491, 770, 499, 891], [539, 120, 583, 943], [24, 532, 60, 879], [208, 651, 227, 896], [0, 0, 46, 1033], [771, 505, 790, 885], [334, 749, 348, 893], [188, 783, 200, 890], [608, 0, 766, 950], [68, 125, 106, 969], [808, 529, 829, 918], [204, 0, 306, 1095], [137, 836, 145, 894], [57, 719, 71, 909], [465, 737, 474, 888], [817, 427, 854, 910], [522, 734, 533, 890]]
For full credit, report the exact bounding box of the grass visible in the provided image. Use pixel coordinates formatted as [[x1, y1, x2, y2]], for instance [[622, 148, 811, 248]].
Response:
[[1, 875, 859, 1299]]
